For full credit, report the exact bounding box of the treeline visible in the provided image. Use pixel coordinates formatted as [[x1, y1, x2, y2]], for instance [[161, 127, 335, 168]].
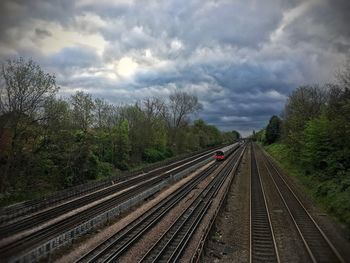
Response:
[[254, 63, 350, 227], [0, 58, 239, 204]]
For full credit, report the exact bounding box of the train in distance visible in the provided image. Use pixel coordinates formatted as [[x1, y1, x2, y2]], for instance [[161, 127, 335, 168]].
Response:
[[214, 141, 241, 161]]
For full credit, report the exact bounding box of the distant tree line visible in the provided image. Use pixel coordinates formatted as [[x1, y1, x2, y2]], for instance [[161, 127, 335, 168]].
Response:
[[0, 57, 239, 204], [253, 62, 350, 227], [254, 64, 350, 179]]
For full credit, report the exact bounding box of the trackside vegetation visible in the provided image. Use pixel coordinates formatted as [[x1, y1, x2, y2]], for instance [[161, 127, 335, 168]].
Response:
[[254, 63, 350, 232], [0, 57, 240, 206]]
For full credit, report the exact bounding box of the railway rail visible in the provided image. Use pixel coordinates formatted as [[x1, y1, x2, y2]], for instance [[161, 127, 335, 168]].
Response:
[[0, 146, 222, 225], [0, 146, 222, 262], [141, 146, 245, 263], [250, 143, 280, 263], [0, 147, 221, 238], [76, 145, 245, 263], [76, 162, 220, 263], [258, 144, 345, 263]]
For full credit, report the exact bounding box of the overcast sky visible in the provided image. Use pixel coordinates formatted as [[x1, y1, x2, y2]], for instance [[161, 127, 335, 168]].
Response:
[[0, 0, 349, 135]]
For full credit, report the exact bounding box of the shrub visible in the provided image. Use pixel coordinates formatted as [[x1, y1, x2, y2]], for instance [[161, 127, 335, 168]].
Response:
[[142, 148, 166, 163]]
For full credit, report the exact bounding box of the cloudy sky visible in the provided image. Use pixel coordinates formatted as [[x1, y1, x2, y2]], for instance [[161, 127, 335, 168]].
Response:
[[0, 0, 349, 135]]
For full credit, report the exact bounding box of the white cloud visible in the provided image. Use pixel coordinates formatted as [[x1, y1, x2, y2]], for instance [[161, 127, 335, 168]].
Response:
[[36, 21, 107, 56]]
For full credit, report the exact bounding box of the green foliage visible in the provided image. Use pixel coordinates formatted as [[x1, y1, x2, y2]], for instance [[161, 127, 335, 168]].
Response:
[[71, 91, 95, 131], [231, 130, 241, 140], [265, 115, 282, 144], [113, 119, 131, 170], [252, 128, 266, 143], [263, 72, 350, 230], [283, 85, 326, 154], [142, 148, 166, 163], [302, 115, 336, 176], [265, 143, 350, 231], [0, 57, 234, 206], [97, 162, 114, 179], [193, 120, 217, 146]]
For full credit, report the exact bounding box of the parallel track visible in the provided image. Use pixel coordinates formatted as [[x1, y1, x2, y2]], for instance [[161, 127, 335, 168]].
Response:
[[259, 145, 345, 263], [0, 147, 220, 261], [140, 146, 245, 263], [0, 147, 220, 238], [0, 147, 222, 225], [250, 143, 279, 263], [76, 162, 221, 263]]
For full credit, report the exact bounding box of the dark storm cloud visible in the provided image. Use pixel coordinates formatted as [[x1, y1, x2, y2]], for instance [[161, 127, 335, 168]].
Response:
[[284, 1, 350, 53], [0, 0, 349, 135], [48, 46, 101, 70], [35, 28, 52, 38]]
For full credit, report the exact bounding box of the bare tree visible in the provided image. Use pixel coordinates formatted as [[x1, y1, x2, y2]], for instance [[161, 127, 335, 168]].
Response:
[[168, 90, 202, 129], [166, 90, 202, 147], [0, 57, 58, 118], [142, 96, 167, 121], [335, 59, 350, 89]]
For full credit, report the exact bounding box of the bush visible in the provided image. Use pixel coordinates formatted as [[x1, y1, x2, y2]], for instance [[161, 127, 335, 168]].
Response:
[[97, 162, 114, 178], [142, 148, 166, 163], [265, 142, 350, 231]]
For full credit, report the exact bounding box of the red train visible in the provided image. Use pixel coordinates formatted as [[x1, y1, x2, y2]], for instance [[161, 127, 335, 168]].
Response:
[[214, 142, 240, 161]]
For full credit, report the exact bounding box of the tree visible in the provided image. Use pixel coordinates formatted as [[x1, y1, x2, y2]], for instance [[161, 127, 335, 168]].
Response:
[[71, 91, 95, 131], [0, 58, 58, 192], [142, 97, 167, 121], [113, 119, 131, 170], [167, 90, 202, 149], [168, 90, 202, 129], [302, 115, 334, 174], [283, 85, 326, 153], [265, 115, 282, 144], [43, 97, 71, 131], [192, 119, 223, 147], [0, 57, 58, 118], [94, 98, 118, 129], [231, 130, 241, 141]]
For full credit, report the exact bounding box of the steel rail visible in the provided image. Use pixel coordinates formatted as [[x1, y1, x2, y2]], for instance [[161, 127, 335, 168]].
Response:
[[0, 146, 222, 225], [0, 147, 219, 262], [0, 147, 220, 237], [75, 162, 219, 263], [259, 145, 345, 263], [139, 146, 243, 263], [250, 143, 280, 263]]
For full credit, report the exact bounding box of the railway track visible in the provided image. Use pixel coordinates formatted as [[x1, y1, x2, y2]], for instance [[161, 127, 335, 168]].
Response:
[[76, 145, 245, 263], [258, 145, 345, 263], [0, 147, 221, 238], [140, 146, 245, 263], [0, 146, 221, 262], [76, 163, 220, 263], [250, 143, 280, 263], [0, 147, 221, 225]]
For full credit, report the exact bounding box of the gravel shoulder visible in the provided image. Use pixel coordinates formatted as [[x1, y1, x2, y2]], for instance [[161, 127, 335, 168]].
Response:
[[202, 144, 350, 263], [54, 161, 214, 263], [117, 163, 216, 263], [202, 147, 250, 263]]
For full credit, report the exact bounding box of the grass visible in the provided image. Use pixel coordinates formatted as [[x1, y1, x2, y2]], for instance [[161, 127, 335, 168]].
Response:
[[264, 143, 350, 235]]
